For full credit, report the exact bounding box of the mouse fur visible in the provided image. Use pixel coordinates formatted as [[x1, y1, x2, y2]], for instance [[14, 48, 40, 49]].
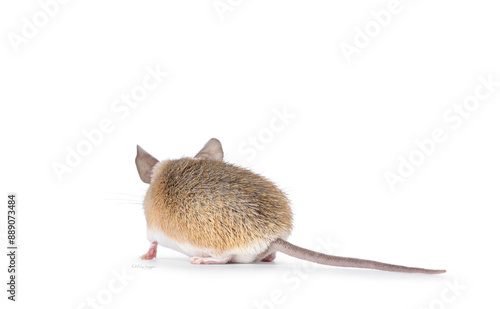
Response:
[[143, 156, 292, 262], [135, 138, 445, 273]]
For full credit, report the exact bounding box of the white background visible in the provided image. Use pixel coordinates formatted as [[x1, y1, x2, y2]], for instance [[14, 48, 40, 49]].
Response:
[[1, 0, 499, 308]]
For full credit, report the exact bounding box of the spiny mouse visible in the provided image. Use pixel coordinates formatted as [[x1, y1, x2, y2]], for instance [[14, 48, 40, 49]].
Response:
[[135, 138, 445, 274]]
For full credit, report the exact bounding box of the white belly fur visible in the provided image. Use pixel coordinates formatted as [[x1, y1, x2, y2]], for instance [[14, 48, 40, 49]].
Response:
[[147, 228, 288, 263]]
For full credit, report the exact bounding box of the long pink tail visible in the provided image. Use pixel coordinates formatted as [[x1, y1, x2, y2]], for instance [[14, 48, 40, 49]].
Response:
[[270, 238, 445, 274]]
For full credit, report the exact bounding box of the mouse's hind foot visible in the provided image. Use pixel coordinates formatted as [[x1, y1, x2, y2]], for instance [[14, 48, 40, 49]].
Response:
[[261, 252, 276, 262], [189, 256, 232, 265], [140, 241, 158, 260]]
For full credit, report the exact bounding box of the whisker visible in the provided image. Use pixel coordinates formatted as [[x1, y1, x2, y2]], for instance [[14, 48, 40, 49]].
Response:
[[97, 191, 147, 206], [98, 198, 143, 203]]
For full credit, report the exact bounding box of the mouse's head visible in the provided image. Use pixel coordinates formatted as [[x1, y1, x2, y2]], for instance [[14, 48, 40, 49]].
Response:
[[135, 138, 224, 184]]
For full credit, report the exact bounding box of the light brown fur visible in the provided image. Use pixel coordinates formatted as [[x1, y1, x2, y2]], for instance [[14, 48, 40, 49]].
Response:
[[143, 158, 293, 254]]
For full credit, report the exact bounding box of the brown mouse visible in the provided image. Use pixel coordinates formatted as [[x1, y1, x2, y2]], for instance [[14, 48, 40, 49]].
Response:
[[135, 138, 445, 274]]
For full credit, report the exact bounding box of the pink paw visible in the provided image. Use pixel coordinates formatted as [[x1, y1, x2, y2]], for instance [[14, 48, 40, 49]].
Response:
[[189, 256, 231, 265], [261, 252, 276, 262], [140, 241, 158, 260]]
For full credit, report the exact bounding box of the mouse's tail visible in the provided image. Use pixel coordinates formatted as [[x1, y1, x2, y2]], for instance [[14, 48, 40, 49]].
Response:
[[270, 238, 445, 274]]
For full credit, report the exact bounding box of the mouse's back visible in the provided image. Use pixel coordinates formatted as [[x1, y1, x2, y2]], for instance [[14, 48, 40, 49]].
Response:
[[143, 157, 293, 256]]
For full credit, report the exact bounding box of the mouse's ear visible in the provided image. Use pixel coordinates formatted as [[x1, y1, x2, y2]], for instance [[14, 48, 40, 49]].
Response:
[[194, 138, 224, 161], [136, 145, 159, 184]]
